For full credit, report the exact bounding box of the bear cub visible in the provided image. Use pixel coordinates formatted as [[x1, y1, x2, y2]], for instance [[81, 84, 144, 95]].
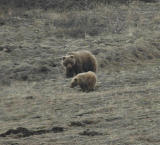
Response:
[[70, 71, 96, 92], [62, 50, 97, 77]]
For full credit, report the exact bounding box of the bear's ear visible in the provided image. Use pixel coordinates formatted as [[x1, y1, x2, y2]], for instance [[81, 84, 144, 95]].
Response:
[[70, 55, 74, 59], [74, 78, 78, 82], [62, 56, 66, 60]]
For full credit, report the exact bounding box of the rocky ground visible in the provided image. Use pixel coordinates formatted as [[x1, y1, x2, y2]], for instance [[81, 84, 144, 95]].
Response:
[[0, 1, 160, 145]]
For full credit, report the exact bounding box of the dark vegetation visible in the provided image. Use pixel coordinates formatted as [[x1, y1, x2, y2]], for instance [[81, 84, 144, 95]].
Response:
[[0, 126, 64, 137], [0, 0, 157, 10]]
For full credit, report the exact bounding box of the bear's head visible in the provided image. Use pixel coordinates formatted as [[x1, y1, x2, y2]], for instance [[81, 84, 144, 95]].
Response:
[[70, 77, 78, 88], [62, 55, 76, 77], [62, 55, 76, 68]]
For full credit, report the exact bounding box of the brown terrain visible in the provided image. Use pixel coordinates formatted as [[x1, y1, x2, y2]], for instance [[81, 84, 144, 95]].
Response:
[[0, 0, 160, 144]]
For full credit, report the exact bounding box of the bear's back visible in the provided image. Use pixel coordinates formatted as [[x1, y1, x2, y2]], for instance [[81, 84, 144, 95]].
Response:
[[70, 50, 97, 73]]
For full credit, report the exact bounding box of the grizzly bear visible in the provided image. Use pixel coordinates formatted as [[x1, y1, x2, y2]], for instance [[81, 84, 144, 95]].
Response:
[[62, 50, 97, 77], [70, 71, 96, 92]]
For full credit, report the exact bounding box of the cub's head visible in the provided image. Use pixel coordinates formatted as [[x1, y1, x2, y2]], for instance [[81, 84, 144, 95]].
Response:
[[62, 55, 76, 69], [70, 77, 78, 88]]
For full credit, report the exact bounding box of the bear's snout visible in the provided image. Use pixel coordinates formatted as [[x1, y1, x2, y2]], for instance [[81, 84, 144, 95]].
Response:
[[67, 63, 72, 69], [70, 83, 74, 88], [70, 80, 77, 88]]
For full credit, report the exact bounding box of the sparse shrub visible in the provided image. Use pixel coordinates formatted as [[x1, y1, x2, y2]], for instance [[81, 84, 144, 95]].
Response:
[[53, 7, 127, 38]]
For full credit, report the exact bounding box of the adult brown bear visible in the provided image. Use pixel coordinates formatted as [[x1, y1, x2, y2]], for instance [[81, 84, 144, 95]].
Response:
[[62, 50, 97, 77]]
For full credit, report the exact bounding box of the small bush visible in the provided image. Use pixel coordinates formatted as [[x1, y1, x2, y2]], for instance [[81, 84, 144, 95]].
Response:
[[53, 7, 127, 38]]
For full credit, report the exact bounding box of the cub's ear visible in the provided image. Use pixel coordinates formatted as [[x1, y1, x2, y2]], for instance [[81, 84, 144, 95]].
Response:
[[74, 78, 78, 82], [70, 55, 74, 58], [62, 56, 66, 60]]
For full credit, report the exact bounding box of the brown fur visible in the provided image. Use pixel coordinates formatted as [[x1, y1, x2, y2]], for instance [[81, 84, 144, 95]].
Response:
[[62, 50, 97, 77], [70, 71, 96, 92]]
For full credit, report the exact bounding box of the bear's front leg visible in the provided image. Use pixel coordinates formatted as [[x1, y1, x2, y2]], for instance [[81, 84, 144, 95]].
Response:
[[80, 84, 89, 92], [79, 84, 85, 92], [66, 69, 74, 77]]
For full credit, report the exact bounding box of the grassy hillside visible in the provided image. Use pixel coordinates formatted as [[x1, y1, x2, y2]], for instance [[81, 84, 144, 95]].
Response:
[[0, 0, 160, 144]]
